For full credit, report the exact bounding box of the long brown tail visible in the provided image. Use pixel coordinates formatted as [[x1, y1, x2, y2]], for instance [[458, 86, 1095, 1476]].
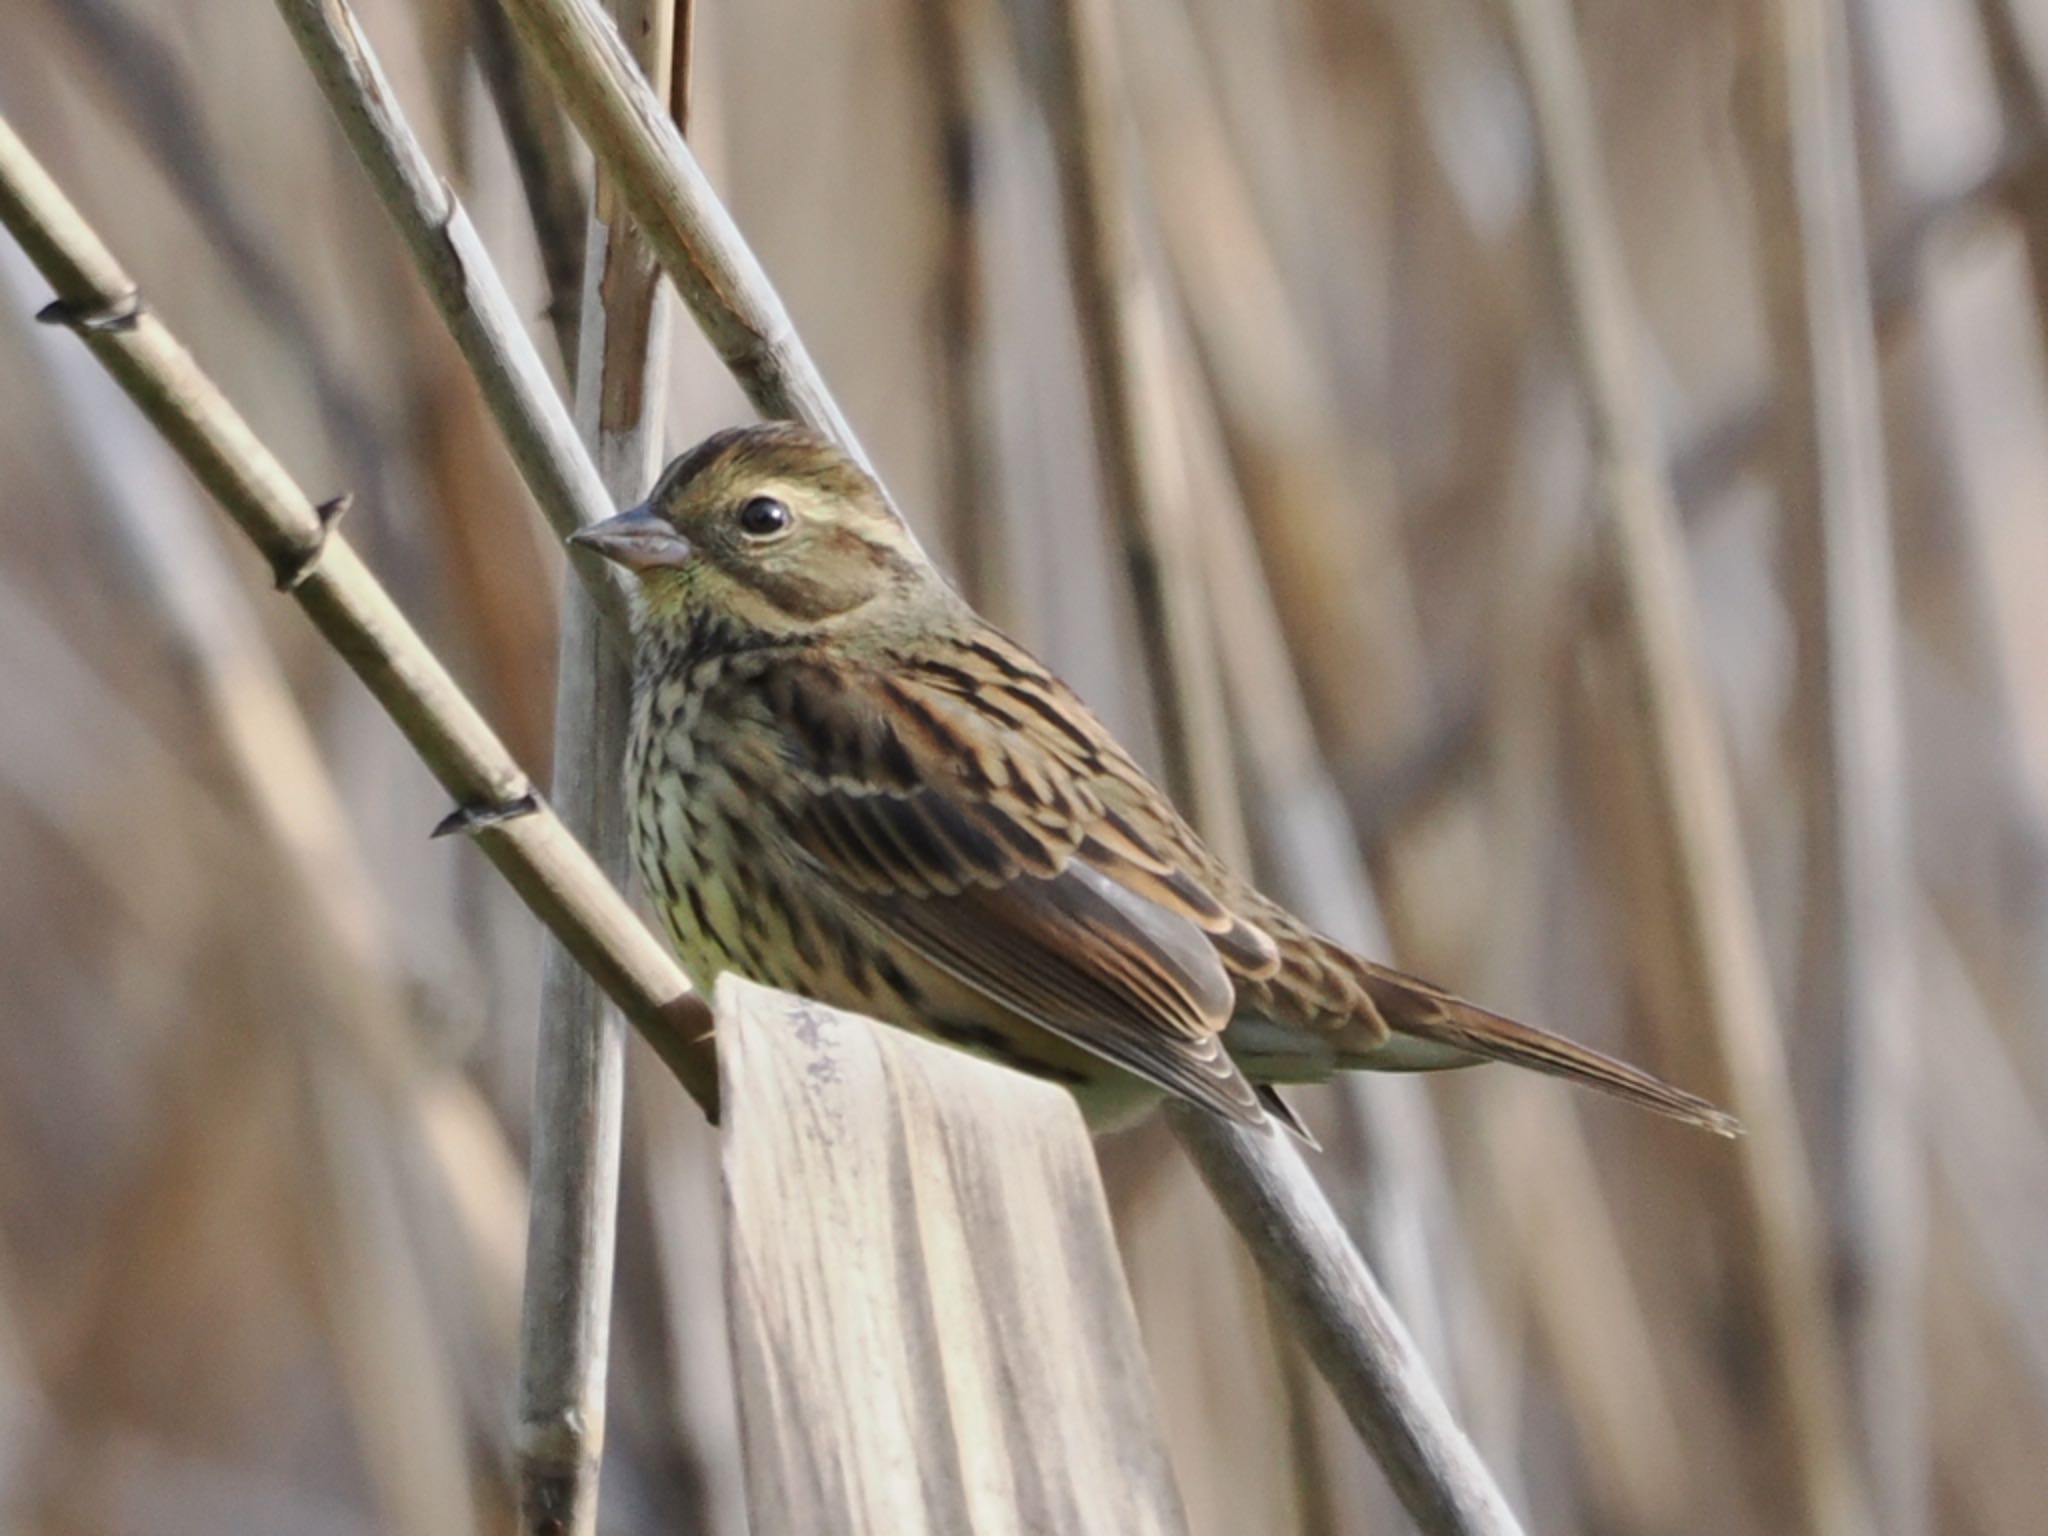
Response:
[[1233, 903, 1741, 1135], [1368, 968, 1742, 1136]]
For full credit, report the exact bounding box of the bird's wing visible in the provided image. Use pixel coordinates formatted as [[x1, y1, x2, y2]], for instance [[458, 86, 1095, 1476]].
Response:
[[750, 642, 1276, 1124]]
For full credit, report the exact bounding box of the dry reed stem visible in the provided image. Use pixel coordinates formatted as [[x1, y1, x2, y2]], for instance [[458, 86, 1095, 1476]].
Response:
[[1037, 0, 1245, 864], [1022, 10, 1521, 1518], [513, 2, 680, 1529], [271, 0, 631, 641], [0, 114, 719, 1114], [1168, 306, 1504, 1529], [1487, 0, 1871, 1531], [1735, 0, 1923, 1525], [1031, 1, 1521, 1515]]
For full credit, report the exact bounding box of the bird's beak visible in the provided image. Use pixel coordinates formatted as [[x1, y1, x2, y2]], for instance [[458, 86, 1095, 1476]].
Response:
[[566, 505, 694, 571]]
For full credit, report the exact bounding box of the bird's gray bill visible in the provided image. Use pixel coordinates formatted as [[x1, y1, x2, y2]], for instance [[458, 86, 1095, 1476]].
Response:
[[567, 505, 694, 571]]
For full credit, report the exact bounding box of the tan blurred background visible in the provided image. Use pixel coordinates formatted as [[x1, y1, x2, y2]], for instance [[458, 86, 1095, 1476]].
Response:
[[2, 0, 2046, 1531]]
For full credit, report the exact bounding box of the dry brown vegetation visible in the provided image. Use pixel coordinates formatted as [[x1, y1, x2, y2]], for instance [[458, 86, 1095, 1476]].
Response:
[[2, 0, 2045, 1532]]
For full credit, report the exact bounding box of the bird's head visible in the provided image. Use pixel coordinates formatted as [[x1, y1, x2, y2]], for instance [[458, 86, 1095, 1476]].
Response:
[[570, 423, 943, 647]]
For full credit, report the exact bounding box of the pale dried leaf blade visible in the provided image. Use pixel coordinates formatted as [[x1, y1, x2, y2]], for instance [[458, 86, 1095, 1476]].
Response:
[[715, 975, 1189, 1536]]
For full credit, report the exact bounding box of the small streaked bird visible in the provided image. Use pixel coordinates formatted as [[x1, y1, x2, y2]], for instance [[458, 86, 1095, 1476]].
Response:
[[571, 423, 1738, 1140]]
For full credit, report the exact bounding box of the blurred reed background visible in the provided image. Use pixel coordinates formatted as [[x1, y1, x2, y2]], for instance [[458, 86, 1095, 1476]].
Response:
[[1, 0, 2045, 1532]]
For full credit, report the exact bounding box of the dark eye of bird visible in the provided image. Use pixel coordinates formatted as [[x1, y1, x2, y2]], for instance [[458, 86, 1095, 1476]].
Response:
[[737, 496, 793, 539]]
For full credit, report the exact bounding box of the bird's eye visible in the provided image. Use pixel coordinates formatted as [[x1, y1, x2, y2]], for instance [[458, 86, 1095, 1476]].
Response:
[[736, 496, 793, 539]]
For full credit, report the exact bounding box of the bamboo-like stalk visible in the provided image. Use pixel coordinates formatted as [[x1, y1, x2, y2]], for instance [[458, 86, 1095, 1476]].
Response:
[[270, 0, 631, 642], [1188, 375, 1520, 1524], [514, 1, 679, 1528], [1037, 0, 1245, 867], [0, 113, 718, 1114], [1485, 1, 1872, 1532], [1735, 0, 1923, 1527]]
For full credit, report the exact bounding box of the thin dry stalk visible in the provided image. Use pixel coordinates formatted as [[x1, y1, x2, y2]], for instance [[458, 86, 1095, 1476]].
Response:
[[1486, 0, 1871, 1531], [514, 1, 680, 1529], [0, 114, 718, 1112], [270, 0, 631, 641], [1037, 0, 1244, 865], [1735, 0, 1923, 1525], [1021, 10, 1519, 1519], [1031, 2, 1521, 1515]]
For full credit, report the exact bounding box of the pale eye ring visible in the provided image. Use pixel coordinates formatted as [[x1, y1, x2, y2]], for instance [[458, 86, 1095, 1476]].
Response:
[[736, 495, 793, 539]]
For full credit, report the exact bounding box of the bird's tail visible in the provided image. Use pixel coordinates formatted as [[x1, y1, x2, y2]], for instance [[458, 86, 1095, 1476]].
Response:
[[1388, 993, 1740, 1135], [1346, 956, 1742, 1137], [1229, 900, 1740, 1135]]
